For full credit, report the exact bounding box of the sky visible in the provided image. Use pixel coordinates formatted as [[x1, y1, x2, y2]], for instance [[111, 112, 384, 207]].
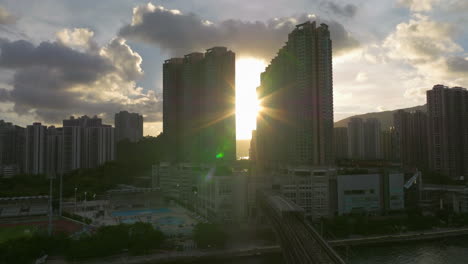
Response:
[[0, 0, 467, 139]]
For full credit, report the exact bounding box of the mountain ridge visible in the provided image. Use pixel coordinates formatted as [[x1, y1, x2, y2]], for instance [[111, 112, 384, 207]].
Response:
[[334, 104, 427, 130]]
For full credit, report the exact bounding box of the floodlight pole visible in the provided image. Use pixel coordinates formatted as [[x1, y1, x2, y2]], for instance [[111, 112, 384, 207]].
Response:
[[48, 177, 53, 236], [59, 173, 63, 216]]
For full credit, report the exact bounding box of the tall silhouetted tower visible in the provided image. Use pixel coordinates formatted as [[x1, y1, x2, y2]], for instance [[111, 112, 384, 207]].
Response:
[[257, 21, 333, 167], [363, 118, 381, 160], [334, 127, 348, 160], [115, 111, 143, 143], [427, 84, 468, 179], [347, 118, 364, 160], [163, 47, 236, 162], [393, 110, 428, 170]]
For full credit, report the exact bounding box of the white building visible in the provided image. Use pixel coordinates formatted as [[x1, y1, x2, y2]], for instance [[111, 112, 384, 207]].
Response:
[[336, 172, 404, 215], [272, 166, 335, 219], [156, 162, 248, 223]]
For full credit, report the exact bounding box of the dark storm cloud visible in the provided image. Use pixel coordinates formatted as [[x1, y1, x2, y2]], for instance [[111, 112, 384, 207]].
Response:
[[119, 5, 360, 58], [324, 2, 358, 18], [0, 36, 161, 124], [0, 40, 114, 83]]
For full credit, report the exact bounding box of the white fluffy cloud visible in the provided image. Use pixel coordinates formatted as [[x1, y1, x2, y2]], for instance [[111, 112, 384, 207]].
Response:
[[398, 0, 440, 12], [383, 15, 468, 87]]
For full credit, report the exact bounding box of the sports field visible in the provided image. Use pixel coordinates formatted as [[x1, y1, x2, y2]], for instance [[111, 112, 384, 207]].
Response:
[[0, 225, 37, 243]]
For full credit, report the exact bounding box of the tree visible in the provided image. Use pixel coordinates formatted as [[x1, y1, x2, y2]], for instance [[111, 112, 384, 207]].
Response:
[[193, 223, 227, 249]]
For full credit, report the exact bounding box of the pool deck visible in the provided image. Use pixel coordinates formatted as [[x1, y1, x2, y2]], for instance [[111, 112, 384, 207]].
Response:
[[74, 205, 199, 236]]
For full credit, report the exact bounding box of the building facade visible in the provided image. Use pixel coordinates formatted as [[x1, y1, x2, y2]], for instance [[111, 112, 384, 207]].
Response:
[[335, 172, 404, 215], [163, 47, 236, 163], [427, 85, 468, 179], [0, 121, 25, 176], [272, 167, 334, 219], [347, 118, 364, 160], [115, 111, 143, 143], [393, 110, 429, 170], [156, 162, 247, 223], [334, 127, 348, 161], [363, 118, 381, 160], [380, 127, 399, 162], [24, 123, 47, 175], [62, 116, 115, 172], [256, 21, 334, 168]]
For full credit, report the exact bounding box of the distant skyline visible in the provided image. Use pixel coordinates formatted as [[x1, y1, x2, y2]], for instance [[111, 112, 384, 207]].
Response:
[[0, 0, 467, 138]]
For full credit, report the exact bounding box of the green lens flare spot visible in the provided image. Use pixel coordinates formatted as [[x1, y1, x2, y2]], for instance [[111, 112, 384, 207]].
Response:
[[216, 153, 224, 159]]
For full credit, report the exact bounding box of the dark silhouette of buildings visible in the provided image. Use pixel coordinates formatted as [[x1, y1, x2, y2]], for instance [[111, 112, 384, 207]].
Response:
[[347, 118, 364, 160], [393, 110, 428, 171], [24, 123, 47, 175], [0, 120, 25, 176], [163, 47, 236, 162], [381, 127, 399, 162], [62, 116, 114, 172], [363, 118, 381, 160], [115, 111, 143, 143], [256, 21, 334, 167], [333, 127, 348, 160], [347, 118, 382, 160], [427, 84, 468, 179]]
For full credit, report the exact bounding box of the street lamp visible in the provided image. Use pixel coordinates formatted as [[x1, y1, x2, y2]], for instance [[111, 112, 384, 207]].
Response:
[[84, 191, 87, 215]]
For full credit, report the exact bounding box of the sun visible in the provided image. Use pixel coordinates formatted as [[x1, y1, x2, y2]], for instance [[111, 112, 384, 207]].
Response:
[[235, 57, 266, 140]]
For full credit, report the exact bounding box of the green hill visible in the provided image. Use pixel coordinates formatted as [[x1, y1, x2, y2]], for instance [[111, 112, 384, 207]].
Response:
[[334, 104, 427, 130]]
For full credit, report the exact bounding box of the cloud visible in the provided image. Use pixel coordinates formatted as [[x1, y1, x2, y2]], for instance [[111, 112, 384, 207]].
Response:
[[398, 0, 440, 12], [323, 2, 357, 18], [0, 6, 16, 24], [0, 29, 161, 124], [355, 72, 368, 82], [383, 15, 461, 64], [383, 14, 468, 94], [119, 3, 359, 59]]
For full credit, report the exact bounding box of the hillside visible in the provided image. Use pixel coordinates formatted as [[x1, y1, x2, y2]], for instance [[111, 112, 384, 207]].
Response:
[[334, 104, 427, 130]]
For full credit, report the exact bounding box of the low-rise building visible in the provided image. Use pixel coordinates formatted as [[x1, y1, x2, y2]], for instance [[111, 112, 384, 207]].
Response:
[[272, 166, 335, 219], [156, 162, 247, 223], [335, 172, 405, 215]]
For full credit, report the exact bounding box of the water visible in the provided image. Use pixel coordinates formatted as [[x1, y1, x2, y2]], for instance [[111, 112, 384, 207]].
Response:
[[347, 237, 468, 264], [197, 236, 468, 264], [111, 208, 171, 217]]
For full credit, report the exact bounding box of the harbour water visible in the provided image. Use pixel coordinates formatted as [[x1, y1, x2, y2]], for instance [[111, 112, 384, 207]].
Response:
[[184, 236, 468, 264]]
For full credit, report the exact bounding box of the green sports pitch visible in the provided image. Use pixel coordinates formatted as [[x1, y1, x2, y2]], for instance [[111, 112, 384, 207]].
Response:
[[0, 225, 38, 243]]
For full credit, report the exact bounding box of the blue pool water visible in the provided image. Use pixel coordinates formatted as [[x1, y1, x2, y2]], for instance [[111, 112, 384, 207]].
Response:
[[111, 208, 171, 217], [157, 216, 185, 225], [121, 215, 186, 227]]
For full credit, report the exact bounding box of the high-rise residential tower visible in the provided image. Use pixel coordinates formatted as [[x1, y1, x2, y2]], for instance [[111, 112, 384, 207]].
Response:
[[24, 123, 47, 175], [393, 110, 428, 170], [163, 47, 236, 162], [427, 84, 468, 179], [334, 127, 348, 161], [256, 21, 334, 167], [62, 115, 114, 172], [115, 111, 143, 143], [347, 118, 364, 160], [381, 127, 399, 162], [0, 120, 25, 176], [363, 118, 382, 160]]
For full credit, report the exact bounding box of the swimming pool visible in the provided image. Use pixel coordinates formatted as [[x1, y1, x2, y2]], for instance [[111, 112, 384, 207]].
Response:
[[111, 208, 171, 217], [156, 216, 185, 226], [121, 215, 186, 227]]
